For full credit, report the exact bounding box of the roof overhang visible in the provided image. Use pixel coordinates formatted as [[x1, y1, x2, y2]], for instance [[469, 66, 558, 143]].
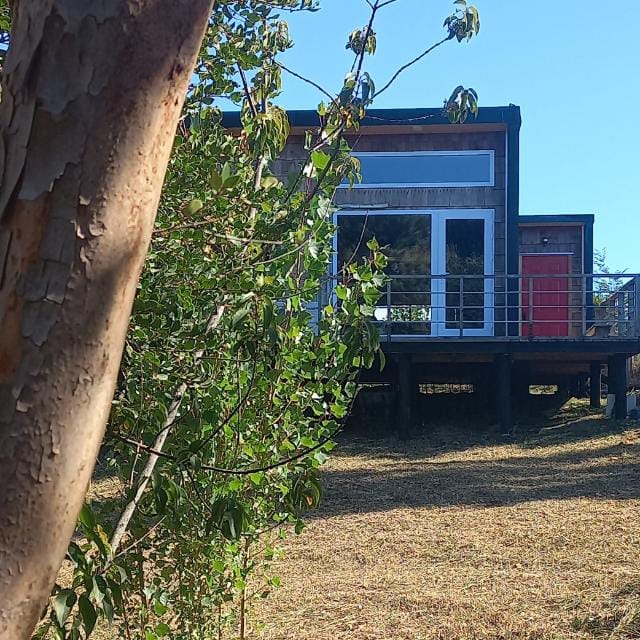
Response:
[[221, 105, 522, 135], [519, 214, 595, 227]]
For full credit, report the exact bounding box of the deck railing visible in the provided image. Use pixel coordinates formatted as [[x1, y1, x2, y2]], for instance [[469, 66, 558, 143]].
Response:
[[360, 273, 640, 341]]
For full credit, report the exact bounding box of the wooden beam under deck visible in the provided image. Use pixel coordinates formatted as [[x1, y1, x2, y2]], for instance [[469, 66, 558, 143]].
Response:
[[381, 337, 640, 360]]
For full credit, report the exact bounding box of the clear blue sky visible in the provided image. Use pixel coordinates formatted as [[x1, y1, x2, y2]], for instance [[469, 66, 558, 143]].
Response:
[[276, 0, 638, 272]]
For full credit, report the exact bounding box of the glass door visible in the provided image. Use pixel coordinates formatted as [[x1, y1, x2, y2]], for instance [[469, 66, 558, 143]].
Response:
[[432, 211, 494, 337], [336, 211, 432, 336], [335, 209, 494, 338]]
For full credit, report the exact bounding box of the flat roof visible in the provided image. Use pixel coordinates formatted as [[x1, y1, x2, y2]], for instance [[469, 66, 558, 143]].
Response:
[[221, 105, 522, 130], [519, 214, 595, 226]]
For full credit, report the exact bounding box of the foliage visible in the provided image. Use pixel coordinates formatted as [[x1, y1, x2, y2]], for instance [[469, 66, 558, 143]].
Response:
[[0, 0, 10, 72], [444, 0, 480, 42], [22, 1, 482, 638], [593, 248, 625, 305]]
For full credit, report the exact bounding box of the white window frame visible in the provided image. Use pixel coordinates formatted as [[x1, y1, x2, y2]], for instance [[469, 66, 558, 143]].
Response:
[[338, 150, 495, 189], [333, 208, 496, 339]]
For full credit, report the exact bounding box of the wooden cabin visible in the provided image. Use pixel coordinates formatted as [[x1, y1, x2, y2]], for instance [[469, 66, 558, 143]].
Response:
[[223, 106, 640, 430]]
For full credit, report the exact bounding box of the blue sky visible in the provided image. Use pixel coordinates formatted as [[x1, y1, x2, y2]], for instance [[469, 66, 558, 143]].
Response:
[[277, 0, 639, 272]]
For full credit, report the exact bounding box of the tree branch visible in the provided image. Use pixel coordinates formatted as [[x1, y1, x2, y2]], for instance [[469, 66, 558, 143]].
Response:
[[277, 61, 338, 108], [109, 304, 226, 555], [374, 35, 451, 98]]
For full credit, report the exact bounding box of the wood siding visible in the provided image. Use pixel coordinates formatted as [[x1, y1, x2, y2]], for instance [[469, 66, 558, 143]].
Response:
[[273, 131, 507, 274], [274, 129, 508, 335]]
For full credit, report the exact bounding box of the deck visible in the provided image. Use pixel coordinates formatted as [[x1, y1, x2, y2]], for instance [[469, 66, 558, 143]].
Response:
[[371, 273, 640, 344], [352, 273, 640, 431]]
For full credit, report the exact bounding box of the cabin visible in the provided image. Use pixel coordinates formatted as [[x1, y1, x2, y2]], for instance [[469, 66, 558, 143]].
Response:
[[223, 106, 640, 431]]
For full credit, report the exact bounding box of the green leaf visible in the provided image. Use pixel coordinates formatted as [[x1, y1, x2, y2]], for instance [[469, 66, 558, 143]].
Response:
[[78, 504, 96, 530], [52, 589, 77, 627], [212, 559, 225, 573], [330, 403, 347, 418], [90, 576, 108, 605], [185, 199, 203, 215], [232, 304, 252, 329], [311, 150, 330, 171], [223, 174, 241, 190], [209, 169, 222, 191], [335, 285, 348, 301], [78, 595, 97, 635], [155, 622, 170, 637], [308, 239, 320, 259], [261, 175, 280, 190], [102, 596, 114, 624], [314, 451, 329, 465]]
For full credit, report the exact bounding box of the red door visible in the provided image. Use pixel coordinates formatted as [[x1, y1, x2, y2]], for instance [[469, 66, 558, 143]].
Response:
[[521, 255, 570, 337]]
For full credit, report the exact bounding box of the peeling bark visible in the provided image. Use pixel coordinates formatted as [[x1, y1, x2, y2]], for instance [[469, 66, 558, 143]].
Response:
[[0, 2, 215, 637]]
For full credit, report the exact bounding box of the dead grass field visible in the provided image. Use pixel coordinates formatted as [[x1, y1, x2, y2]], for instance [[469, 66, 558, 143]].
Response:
[[252, 400, 640, 640]]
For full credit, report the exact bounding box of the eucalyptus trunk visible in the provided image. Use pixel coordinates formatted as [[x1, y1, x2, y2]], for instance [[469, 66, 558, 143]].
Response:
[[0, 2, 214, 637]]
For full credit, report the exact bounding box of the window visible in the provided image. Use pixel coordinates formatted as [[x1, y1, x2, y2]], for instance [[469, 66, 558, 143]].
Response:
[[341, 150, 494, 188], [334, 209, 495, 338], [336, 213, 432, 335]]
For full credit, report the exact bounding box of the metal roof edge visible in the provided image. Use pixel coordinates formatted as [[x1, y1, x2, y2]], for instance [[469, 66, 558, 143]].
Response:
[[519, 214, 595, 226], [220, 105, 521, 129]]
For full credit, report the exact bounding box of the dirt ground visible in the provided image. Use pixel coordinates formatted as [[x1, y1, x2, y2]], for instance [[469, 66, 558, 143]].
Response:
[[252, 400, 640, 640]]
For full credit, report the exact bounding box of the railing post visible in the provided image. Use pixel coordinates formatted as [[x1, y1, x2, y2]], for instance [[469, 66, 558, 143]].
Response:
[[581, 274, 587, 337], [615, 290, 624, 336], [509, 275, 515, 337], [635, 276, 640, 337], [386, 279, 392, 343], [528, 276, 534, 338], [458, 276, 464, 337], [506, 275, 510, 337]]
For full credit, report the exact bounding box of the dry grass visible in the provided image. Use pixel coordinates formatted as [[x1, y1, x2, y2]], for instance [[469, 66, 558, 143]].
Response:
[[252, 401, 640, 640]]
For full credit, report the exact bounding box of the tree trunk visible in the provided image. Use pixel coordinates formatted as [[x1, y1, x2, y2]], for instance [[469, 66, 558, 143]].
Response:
[[0, 2, 215, 637]]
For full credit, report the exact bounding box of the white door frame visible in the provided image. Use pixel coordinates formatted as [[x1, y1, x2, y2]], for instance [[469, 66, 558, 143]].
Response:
[[334, 208, 496, 338], [431, 209, 495, 337]]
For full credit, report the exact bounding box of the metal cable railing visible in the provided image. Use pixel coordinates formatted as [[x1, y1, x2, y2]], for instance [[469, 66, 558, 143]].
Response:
[[335, 273, 640, 341]]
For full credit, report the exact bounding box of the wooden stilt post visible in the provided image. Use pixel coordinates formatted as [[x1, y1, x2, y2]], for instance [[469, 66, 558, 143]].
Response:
[[589, 362, 602, 409], [609, 354, 628, 420], [397, 356, 412, 439], [556, 381, 570, 403], [513, 362, 531, 415], [411, 365, 422, 429], [475, 371, 495, 417], [577, 375, 588, 399], [569, 377, 580, 399], [496, 354, 512, 432]]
